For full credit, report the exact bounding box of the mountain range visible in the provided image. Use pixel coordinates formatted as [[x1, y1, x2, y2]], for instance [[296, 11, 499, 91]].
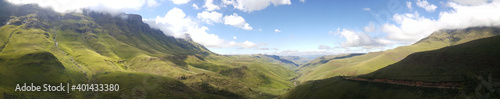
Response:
[[1, 0, 500, 99], [0, 2, 298, 98]]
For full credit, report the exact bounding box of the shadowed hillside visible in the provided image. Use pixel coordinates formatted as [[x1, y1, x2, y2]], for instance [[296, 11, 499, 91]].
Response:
[[297, 27, 500, 82], [283, 34, 500, 99]]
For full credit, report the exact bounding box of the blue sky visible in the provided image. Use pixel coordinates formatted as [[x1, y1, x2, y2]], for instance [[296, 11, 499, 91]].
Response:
[[7, 0, 500, 56]]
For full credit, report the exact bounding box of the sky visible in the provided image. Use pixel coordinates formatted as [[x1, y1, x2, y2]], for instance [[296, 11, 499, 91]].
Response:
[[6, 0, 500, 56]]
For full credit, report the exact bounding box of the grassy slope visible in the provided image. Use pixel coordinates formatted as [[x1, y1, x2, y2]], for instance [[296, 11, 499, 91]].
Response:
[[183, 55, 298, 97], [298, 27, 500, 82], [0, 4, 298, 98], [283, 34, 500, 99], [281, 77, 460, 99], [361, 35, 500, 82], [296, 53, 369, 82], [279, 55, 320, 66], [254, 55, 299, 70]]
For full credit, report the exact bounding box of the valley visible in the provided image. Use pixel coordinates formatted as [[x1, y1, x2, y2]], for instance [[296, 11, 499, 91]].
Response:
[[1, 0, 500, 99]]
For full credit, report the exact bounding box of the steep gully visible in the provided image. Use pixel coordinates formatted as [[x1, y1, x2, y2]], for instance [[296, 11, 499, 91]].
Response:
[[52, 19, 89, 81]]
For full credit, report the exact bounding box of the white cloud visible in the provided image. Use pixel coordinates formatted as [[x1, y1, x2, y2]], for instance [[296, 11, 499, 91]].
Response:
[[364, 22, 376, 33], [150, 7, 225, 47], [233, 36, 237, 39], [381, 1, 500, 44], [300, 0, 305, 3], [416, 0, 437, 12], [148, 8, 262, 49], [147, 0, 160, 7], [223, 13, 253, 30], [318, 45, 331, 50], [362, 8, 371, 11], [337, 28, 383, 47], [452, 0, 490, 5], [274, 29, 281, 33], [192, 3, 200, 9], [223, 0, 292, 12], [203, 0, 220, 11], [6, 0, 161, 13], [407, 1, 412, 10], [228, 41, 264, 49], [197, 11, 223, 24], [171, 0, 190, 5], [238, 41, 259, 49]]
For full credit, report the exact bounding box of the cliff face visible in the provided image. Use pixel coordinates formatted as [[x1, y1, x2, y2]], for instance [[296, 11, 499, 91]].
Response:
[[126, 14, 142, 23]]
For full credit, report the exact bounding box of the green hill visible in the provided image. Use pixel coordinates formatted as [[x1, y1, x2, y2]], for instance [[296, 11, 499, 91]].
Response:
[[0, 3, 297, 98], [283, 32, 500, 99], [297, 27, 500, 82], [361, 35, 500, 82]]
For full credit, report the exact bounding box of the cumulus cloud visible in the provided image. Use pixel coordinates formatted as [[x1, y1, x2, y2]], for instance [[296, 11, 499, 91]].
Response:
[[6, 0, 161, 13], [203, 0, 220, 11], [300, 0, 305, 3], [274, 29, 281, 33], [223, 13, 253, 30], [337, 28, 383, 47], [407, 1, 412, 10], [197, 11, 223, 24], [150, 7, 225, 47], [381, 1, 500, 44], [364, 22, 376, 33], [171, 0, 190, 5], [233, 36, 237, 39], [416, 0, 437, 12], [148, 8, 262, 49], [147, 0, 160, 7], [192, 3, 200, 9], [236, 41, 258, 49], [222, 0, 292, 12]]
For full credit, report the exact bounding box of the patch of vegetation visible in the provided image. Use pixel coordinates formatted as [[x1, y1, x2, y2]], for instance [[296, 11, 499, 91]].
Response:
[[281, 77, 461, 99]]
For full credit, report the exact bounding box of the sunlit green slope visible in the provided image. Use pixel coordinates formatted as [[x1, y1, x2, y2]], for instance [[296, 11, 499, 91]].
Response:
[[298, 27, 500, 82], [361, 35, 500, 82], [283, 32, 500, 99], [0, 3, 297, 98]]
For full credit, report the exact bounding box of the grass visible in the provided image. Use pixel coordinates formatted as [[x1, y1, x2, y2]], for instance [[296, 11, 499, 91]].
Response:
[[281, 77, 461, 99], [0, 51, 89, 98], [361, 35, 500, 82], [0, 6, 299, 99], [92, 71, 224, 99], [284, 32, 500, 99], [298, 27, 500, 82]]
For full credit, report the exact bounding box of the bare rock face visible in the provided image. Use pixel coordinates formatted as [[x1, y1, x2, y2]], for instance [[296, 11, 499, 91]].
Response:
[[184, 34, 193, 42], [127, 14, 142, 23]]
